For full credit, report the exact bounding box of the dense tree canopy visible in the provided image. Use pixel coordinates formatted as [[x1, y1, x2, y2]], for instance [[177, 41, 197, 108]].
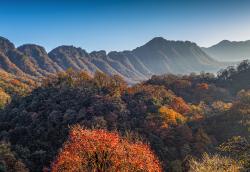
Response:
[[0, 142, 28, 172], [0, 60, 250, 172]]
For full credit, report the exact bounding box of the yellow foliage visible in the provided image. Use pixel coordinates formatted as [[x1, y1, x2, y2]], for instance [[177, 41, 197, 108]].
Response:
[[212, 101, 232, 112], [159, 106, 186, 127], [189, 153, 242, 172], [0, 69, 35, 97], [0, 88, 10, 109]]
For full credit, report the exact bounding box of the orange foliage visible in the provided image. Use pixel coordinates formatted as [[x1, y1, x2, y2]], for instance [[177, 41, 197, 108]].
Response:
[[10, 79, 21, 86], [51, 126, 162, 172], [170, 97, 191, 114], [159, 106, 186, 127], [196, 83, 209, 90], [211, 101, 232, 112]]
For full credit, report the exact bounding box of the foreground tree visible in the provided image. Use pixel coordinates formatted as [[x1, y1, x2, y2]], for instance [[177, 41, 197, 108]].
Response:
[[51, 126, 162, 172]]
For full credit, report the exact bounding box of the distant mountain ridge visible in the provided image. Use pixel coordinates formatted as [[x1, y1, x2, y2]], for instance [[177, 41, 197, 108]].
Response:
[[0, 36, 226, 83], [203, 40, 250, 62]]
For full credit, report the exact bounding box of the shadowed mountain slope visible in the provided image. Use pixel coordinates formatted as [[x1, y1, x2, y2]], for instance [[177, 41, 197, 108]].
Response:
[[0, 36, 226, 83], [203, 40, 250, 62]]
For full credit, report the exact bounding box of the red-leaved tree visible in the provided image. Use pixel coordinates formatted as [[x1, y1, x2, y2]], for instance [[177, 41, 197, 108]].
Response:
[[51, 126, 162, 172]]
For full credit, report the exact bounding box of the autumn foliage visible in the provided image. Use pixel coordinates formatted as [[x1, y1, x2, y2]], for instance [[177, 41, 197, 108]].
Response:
[[0, 88, 10, 109], [1, 62, 250, 171], [51, 126, 162, 172], [189, 153, 242, 172], [170, 97, 191, 114], [196, 83, 209, 90], [159, 106, 186, 127]]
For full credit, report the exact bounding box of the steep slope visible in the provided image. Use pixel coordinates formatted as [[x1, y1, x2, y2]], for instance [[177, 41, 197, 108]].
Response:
[[48, 46, 147, 83], [0, 37, 43, 77], [48, 45, 91, 71], [203, 40, 250, 62], [0, 52, 24, 75], [0, 37, 25, 75], [18, 44, 62, 73], [6, 49, 43, 76], [107, 51, 150, 81], [0, 36, 225, 83], [90, 50, 146, 82], [106, 37, 224, 80], [0, 36, 15, 53], [130, 37, 223, 74]]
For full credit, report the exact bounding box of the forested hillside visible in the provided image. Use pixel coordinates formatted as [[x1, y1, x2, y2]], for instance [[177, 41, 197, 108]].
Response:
[[0, 69, 36, 109], [0, 61, 249, 172]]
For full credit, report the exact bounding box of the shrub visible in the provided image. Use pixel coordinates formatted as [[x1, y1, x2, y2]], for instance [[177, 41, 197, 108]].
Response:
[[218, 136, 250, 170], [188, 153, 242, 172], [51, 126, 162, 172]]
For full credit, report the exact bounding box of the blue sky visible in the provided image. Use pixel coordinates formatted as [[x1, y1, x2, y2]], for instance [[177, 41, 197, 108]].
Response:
[[1, 0, 250, 52]]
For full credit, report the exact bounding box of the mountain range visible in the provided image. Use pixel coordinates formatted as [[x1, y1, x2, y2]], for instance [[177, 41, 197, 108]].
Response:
[[0, 36, 240, 83], [203, 40, 250, 62]]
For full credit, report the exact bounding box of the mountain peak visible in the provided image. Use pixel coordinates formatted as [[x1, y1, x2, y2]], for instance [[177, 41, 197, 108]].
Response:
[[146, 37, 167, 45], [18, 44, 47, 57], [49, 45, 88, 57], [203, 40, 250, 61], [18, 44, 46, 50], [135, 37, 198, 53], [218, 40, 250, 45], [150, 37, 166, 42], [218, 40, 232, 46], [0, 35, 224, 82], [90, 50, 106, 57], [0, 36, 15, 53], [50, 45, 84, 52]]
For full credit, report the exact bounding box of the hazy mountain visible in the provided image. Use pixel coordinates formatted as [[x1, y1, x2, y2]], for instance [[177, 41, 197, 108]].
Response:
[[203, 40, 250, 62], [48, 46, 145, 83], [0, 36, 226, 83], [131, 37, 222, 74]]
